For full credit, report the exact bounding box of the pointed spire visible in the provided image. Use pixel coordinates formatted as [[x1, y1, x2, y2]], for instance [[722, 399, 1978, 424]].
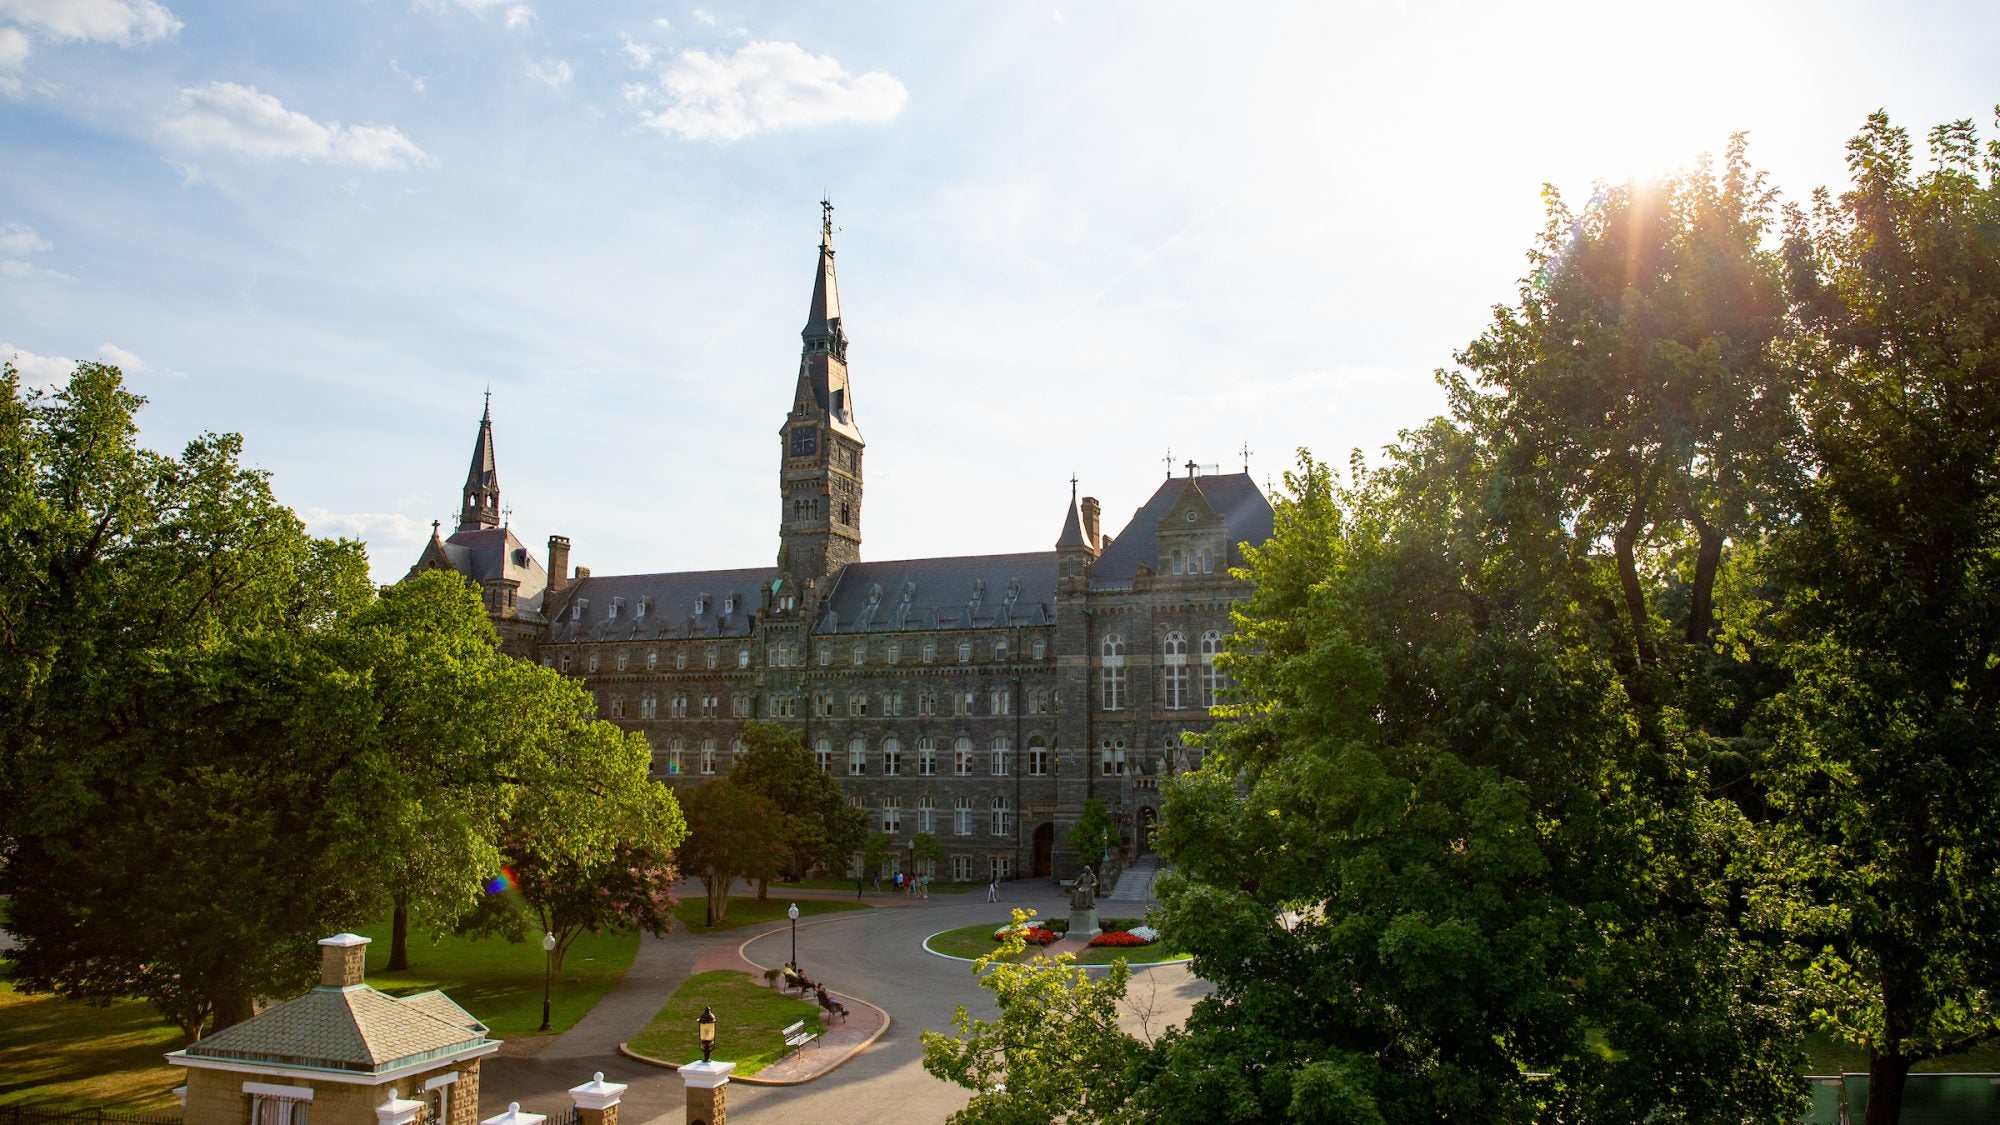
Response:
[[803, 197, 843, 352], [1057, 476, 1090, 550], [458, 396, 501, 532]]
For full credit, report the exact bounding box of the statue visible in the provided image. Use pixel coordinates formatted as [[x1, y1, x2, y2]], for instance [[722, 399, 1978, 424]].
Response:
[[1071, 865, 1098, 911]]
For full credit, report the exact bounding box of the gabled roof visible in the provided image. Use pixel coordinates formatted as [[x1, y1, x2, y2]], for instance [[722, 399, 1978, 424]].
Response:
[[1091, 473, 1273, 590], [409, 524, 549, 619], [171, 985, 492, 1075], [818, 552, 1058, 633], [542, 566, 780, 643]]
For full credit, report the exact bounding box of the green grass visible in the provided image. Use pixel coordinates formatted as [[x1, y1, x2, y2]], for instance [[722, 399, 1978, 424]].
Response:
[[672, 895, 868, 933], [626, 970, 824, 1076], [0, 982, 184, 1111], [1802, 1031, 2000, 1074], [354, 916, 639, 1038], [923, 920, 1190, 965]]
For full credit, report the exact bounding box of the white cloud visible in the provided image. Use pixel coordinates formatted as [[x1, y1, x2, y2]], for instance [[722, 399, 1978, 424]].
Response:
[[0, 0, 179, 44], [653, 17, 671, 30], [503, 4, 531, 29], [0, 222, 48, 255], [2, 342, 77, 389], [633, 41, 907, 142], [619, 33, 654, 69], [691, 7, 715, 26], [390, 57, 426, 94], [303, 506, 432, 553], [95, 341, 148, 373], [525, 58, 572, 88], [0, 26, 29, 69], [162, 83, 433, 171]]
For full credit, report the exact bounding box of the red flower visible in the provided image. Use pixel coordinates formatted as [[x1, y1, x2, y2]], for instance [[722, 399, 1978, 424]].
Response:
[[1087, 930, 1151, 947]]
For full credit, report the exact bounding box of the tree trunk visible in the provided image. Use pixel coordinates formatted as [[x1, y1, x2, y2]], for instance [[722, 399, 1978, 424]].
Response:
[[1614, 494, 1653, 670], [388, 893, 411, 971], [210, 990, 256, 1033], [1683, 493, 1722, 647], [756, 876, 769, 902], [1864, 1049, 1911, 1125]]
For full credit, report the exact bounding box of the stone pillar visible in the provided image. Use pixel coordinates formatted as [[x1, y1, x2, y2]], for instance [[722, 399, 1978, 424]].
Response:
[[376, 1089, 424, 1125], [569, 1072, 627, 1125], [480, 1103, 546, 1125], [679, 1061, 735, 1125]]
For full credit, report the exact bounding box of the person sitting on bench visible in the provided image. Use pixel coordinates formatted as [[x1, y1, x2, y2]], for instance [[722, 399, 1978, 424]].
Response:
[[784, 963, 816, 992], [815, 984, 849, 1020]]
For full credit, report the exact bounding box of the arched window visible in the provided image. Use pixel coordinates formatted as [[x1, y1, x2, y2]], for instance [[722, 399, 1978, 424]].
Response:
[[647, 650, 659, 671], [957, 640, 972, 663], [1099, 737, 1126, 776], [918, 737, 938, 776], [1163, 631, 1189, 710], [815, 737, 833, 774], [991, 735, 1012, 776], [731, 736, 746, 762], [1201, 630, 1224, 707], [700, 738, 717, 775], [1100, 634, 1127, 711], [667, 737, 685, 775], [738, 646, 751, 669], [852, 642, 867, 666], [849, 735, 868, 776], [991, 796, 1011, 836], [922, 640, 936, 664], [640, 692, 657, 719], [675, 648, 688, 670], [608, 694, 626, 718], [882, 735, 902, 777], [1027, 736, 1049, 776], [954, 736, 974, 776]]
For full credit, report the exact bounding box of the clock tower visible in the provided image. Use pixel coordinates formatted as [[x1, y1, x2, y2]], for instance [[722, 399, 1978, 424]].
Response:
[[778, 199, 864, 590]]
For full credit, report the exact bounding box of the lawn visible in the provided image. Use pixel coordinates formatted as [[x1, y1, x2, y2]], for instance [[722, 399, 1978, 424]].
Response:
[[923, 920, 1190, 966], [354, 917, 640, 1038], [672, 895, 868, 934], [626, 970, 823, 1076], [0, 983, 184, 1111]]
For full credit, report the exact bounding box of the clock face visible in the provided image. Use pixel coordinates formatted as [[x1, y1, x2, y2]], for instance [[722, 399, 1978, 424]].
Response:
[[790, 426, 819, 457]]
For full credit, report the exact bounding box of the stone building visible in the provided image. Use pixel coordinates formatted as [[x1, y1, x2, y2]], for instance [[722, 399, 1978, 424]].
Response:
[[409, 204, 1272, 881]]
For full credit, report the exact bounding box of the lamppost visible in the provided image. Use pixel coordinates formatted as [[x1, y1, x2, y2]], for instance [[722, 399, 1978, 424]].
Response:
[[539, 931, 557, 1032], [697, 1005, 718, 1063], [787, 903, 800, 972]]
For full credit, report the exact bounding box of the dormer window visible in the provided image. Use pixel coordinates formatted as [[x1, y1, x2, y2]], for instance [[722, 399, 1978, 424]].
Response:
[[570, 600, 585, 623], [694, 595, 709, 616], [635, 598, 649, 620], [723, 594, 737, 615], [608, 601, 620, 621]]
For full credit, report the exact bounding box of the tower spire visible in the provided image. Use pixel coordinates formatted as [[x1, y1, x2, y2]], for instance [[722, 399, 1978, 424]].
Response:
[[780, 200, 864, 584], [458, 396, 501, 532]]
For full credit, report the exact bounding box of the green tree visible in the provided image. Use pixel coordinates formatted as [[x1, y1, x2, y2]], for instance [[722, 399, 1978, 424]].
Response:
[[0, 362, 377, 1037], [1067, 799, 1112, 868], [921, 908, 1144, 1124], [676, 778, 783, 925], [1758, 110, 2000, 1124], [729, 720, 867, 892], [910, 831, 942, 877], [860, 830, 892, 879]]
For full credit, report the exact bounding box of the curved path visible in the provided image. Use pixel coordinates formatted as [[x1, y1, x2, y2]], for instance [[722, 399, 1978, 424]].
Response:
[[479, 880, 1208, 1125]]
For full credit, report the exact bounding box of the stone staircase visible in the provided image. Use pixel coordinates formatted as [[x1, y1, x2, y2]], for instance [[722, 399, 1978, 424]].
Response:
[[1103, 854, 1164, 903]]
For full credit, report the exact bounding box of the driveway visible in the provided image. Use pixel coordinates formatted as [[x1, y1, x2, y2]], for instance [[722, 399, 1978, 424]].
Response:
[[479, 880, 1207, 1125]]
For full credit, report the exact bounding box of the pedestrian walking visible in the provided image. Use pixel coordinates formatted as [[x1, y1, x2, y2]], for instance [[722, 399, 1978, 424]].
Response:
[[987, 877, 997, 902], [921, 873, 930, 899], [856, 877, 865, 898]]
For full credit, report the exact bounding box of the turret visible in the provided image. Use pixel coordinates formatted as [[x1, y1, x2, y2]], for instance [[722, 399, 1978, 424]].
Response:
[[458, 393, 501, 532]]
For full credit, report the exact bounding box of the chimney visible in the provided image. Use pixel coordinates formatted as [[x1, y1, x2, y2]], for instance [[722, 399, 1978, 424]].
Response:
[[319, 933, 370, 988], [1081, 497, 1102, 549], [547, 535, 571, 592]]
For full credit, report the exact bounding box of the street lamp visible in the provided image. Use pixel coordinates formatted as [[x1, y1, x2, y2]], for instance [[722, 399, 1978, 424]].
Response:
[[539, 931, 557, 1032], [787, 903, 800, 973], [697, 1005, 717, 1064]]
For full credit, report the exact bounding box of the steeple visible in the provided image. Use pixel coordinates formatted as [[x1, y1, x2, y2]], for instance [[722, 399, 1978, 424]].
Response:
[[779, 200, 864, 586], [458, 392, 501, 532]]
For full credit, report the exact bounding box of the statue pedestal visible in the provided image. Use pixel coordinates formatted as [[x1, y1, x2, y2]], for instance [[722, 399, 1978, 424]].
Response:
[[1068, 907, 1100, 939]]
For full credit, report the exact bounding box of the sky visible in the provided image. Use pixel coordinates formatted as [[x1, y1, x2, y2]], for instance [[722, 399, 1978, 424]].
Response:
[[3, 0, 1996, 585]]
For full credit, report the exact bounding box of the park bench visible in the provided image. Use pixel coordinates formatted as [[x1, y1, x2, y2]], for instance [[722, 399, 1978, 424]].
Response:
[[782, 1018, 820, 1054]]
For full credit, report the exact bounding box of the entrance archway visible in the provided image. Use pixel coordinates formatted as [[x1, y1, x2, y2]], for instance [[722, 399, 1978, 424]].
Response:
[[1032, 822, 1054, 878], [1138, 806, 1159, 854]]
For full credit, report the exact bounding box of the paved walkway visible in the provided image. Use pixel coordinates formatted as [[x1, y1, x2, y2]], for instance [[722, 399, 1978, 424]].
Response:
[[1103, 855, 1163, 903], [479, 875, 1206, 1125]]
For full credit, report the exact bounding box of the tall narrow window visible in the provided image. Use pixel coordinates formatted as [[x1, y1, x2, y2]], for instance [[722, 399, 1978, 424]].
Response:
[[954, 736, 974, 777], [918, 737, 937, 776], [852, 642, 866, 666], [700, 739, 717, 775], [1100, 634, 1127, 711], [667, 737, 684, 775], [953, 797, 973, 836], [1163, 631, 1189, 710], [1099, 738, 1126, 776], [922, 640, 936, 664], [882, 796, 901, 833], [918, 795, 936, 833], [991, 736, 1012, 776], [849, 736, 868, 776], [882, 736, 902, 777], [991, 796, 1011, 836], [1201, 630, 1224, 707], [1027, 738, 1048, 776], [815, 737, 833, 774], [957, 641, 972, 663]]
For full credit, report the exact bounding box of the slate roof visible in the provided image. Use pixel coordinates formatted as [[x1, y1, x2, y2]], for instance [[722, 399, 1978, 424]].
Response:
[[425, 525, 550, 618], [173, 985, 492, 1075], [818, 552, 1058, 633], [1091, 473, 1273, 590], [1055, 492, 1090, 550], [543, 566, 780, 643]]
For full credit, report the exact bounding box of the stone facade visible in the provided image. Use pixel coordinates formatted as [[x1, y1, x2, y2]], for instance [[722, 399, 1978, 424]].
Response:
[[412, 208, 1272, 881]]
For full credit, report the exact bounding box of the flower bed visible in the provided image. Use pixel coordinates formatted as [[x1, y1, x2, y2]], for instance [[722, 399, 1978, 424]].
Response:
[[993, 924, 1060, 945], [1087, 929, 1153, 948]]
